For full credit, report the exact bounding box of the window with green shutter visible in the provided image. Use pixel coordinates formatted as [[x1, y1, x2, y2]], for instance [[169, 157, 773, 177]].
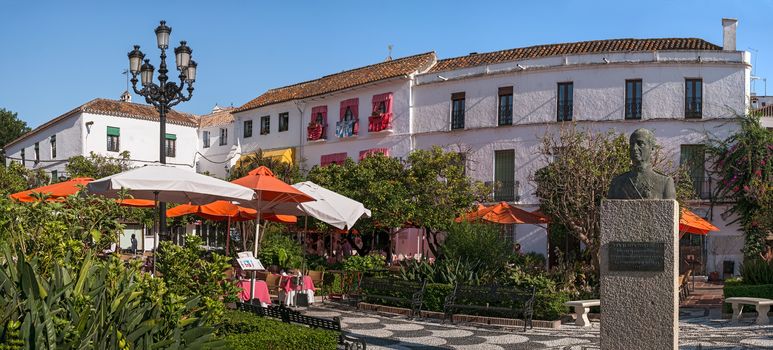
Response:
[[165, 134, 176, 157], [107, 127, 120, 152], [494, 149, 515, 201]]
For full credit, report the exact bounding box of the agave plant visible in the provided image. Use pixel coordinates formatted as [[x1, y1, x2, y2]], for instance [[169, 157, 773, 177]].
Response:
[[0, 246, 225, 349]]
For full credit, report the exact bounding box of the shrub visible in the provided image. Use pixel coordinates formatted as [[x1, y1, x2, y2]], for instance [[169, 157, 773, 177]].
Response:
[[398, 258, 498, 286], [740, 258, 773, 285], [509, 252, 547, 273], [342, 254, 386, 271], [442, 222, 510, 273], [258, 227, 304, 269], [722, 283, 773, 313], [217, 310, 337, 350]]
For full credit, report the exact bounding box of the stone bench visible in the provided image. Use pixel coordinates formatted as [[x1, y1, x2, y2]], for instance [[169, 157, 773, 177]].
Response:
[[725, 297, 773, 325], [565, 299, 600, 327]]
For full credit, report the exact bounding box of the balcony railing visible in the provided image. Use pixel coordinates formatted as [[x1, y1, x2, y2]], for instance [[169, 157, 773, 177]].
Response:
[[307, 123, 325, 141], [685, 98, 702, 118], [690, 177, 714, 200], [336, 119, 358, 138], [625, 99, 642, 119], [498, 106, 512, 126], [368, 112, 392, 132], [557, 101, 573, 121], [492, 180, 520, 202]]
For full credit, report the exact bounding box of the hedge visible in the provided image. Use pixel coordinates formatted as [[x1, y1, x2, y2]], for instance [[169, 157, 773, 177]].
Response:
[[722, 283, 773, 313], [216, 310, 338, 350], [364, 282, 568, 321]]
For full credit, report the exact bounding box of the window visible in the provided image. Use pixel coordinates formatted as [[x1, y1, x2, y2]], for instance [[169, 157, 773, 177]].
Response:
[[51, 170, 57, 182], [50, 135, 56, 158], [337, 98, 359, 137], [165, 133, 176, 157], [20, 149, 25, 164], [557, 82, 573, 121], [34, 142, 39, 163], [358, 148, 389, 161], [685, 79, 702, 118], [625, 79, 642, 119], [498, 86, 513, 126], [680, 145, 707, 199], [219, 128, 228, 146], [369, 93, 393, 132], [107, 126, 120, 152], [320, 153, 347, 167], [308, 106, 328, 141], [202, 131, 210, 148], [260, 116, 270, 135], [451, 92, 465, 130], [244, 120, 253, 138], [494, 149, 515, 201], [279, 112, 289, 132]]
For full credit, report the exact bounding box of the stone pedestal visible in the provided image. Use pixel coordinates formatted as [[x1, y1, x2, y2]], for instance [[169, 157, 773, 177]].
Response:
[[600, 200, 679, 350]]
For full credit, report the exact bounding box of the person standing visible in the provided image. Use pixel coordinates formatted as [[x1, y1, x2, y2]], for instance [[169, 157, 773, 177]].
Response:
[[131, 234, 138, 255]]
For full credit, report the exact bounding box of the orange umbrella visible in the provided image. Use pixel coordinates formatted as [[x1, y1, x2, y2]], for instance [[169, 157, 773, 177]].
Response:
[[456, 202, 549, 225], [679, 208, 719, 236], [115, 198, 157, 208], [10, 177, 94, 202]]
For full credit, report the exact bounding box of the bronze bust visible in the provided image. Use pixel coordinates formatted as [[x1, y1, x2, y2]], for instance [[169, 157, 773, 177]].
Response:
[[608, 128, 676, 199]]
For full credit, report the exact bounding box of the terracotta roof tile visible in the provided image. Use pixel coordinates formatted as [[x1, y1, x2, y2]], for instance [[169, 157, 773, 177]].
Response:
[[753, 104, 773, 117], [429, 38, 722, 73], [5, 98, 198, 148], [199, 107, 235, 128], [236, 52, 436, 112]]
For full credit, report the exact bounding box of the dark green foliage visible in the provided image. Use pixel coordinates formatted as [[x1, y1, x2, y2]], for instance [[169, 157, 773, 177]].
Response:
[[257, 226, 304, 269], [0, 246, 223, 349], [341, 254, 386, 271], [399, 258, 498, 286], [216, 310, 337, 350], [0, 108, 30, 164], [509, 252, 547, 273], [156, 235, 240, 316], [740, 259, 773, 285], [722, 282, 773, 313], [0, 162, 48, 196], [421, 283, 454, 312], [442, 222, 510, 275]]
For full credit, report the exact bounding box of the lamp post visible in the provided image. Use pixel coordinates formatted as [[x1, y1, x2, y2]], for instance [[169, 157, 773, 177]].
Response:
[[127, 20, 197, 240]]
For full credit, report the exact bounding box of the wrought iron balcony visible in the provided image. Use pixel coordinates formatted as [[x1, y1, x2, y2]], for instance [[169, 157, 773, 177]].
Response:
[[336, 119, 358, 138], [491, 180, 520, 202], [625, 99, 642, 119], [685, 98, 702, 118]]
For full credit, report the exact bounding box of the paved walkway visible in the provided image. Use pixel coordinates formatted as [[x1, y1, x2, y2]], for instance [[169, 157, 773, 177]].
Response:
[[302, 305, 773, 349], [681, 281, 725, 308]]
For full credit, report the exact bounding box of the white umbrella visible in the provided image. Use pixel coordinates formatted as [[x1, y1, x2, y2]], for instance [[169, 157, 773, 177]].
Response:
[[87, 165, 255, 204], [273, 181, 371, 230]]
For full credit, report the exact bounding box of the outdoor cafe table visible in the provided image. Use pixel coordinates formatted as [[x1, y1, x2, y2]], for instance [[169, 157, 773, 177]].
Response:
[[237, 279, 271, 306], [278, 275, 316, 306]]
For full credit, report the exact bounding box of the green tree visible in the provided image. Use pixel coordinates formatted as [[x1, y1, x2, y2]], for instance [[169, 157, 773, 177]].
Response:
[[65, 151, 132, 178], [533, 126, 694, 270], [405, 147, 489, 257], [0, 108, 30, 164], [707, 114, 772, 257]]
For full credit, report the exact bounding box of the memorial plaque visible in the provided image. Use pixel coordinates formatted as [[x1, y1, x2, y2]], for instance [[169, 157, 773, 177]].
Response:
[[608, 241, 664, 271]]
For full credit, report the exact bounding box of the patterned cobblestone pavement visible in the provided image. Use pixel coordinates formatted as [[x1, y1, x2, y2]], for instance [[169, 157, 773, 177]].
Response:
[[302, 306, 773, 349]]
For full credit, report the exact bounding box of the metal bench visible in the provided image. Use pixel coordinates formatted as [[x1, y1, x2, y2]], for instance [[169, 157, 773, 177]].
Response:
[[443, 284, 536, 331], [235, 303, 366, 349], [564, 299, 600, 327], [359, 277, 427, 319], [725, 297, 773, 325]]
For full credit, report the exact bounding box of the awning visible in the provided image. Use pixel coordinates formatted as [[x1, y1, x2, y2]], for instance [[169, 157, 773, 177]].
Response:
[[236, 148, 295, 168]]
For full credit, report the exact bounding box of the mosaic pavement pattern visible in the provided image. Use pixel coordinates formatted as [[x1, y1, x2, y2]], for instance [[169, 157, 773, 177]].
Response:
[[302, 306, 773, 349]]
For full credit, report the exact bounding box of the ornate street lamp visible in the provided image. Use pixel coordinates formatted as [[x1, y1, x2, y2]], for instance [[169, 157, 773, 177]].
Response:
[[127, 20, 197, 240]]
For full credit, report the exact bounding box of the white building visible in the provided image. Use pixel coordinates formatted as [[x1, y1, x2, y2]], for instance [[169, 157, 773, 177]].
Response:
[[230, 19, 751, 275], [4, 94, 200, 176], [196, 106, 236, 178]]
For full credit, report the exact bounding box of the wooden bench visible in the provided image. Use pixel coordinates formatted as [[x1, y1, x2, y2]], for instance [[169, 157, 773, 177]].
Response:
[[564, 299, 600, 327], [359, 277, 427, 319], [443, 284, 536, 331], [725, 297, 773, 325], [235, 303, 366, 349]]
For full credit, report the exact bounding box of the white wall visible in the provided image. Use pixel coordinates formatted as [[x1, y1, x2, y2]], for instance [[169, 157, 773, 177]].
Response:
[[4, 113, 83, 176], [81, 112, 199, 170], [196, 123, 234, 178]]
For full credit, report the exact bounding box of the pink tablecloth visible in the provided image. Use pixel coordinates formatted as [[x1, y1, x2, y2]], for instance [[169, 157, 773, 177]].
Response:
[[278, 275, 315, 293], [236, 279, 271, 305]]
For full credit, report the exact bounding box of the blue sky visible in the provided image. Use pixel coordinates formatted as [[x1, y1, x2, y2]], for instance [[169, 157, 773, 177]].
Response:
[[1, 0, 771, 128]]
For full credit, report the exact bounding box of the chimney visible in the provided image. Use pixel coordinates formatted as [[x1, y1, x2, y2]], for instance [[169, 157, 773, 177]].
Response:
[[722, 18, 737, 51], [119, 91, 131, 103]]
